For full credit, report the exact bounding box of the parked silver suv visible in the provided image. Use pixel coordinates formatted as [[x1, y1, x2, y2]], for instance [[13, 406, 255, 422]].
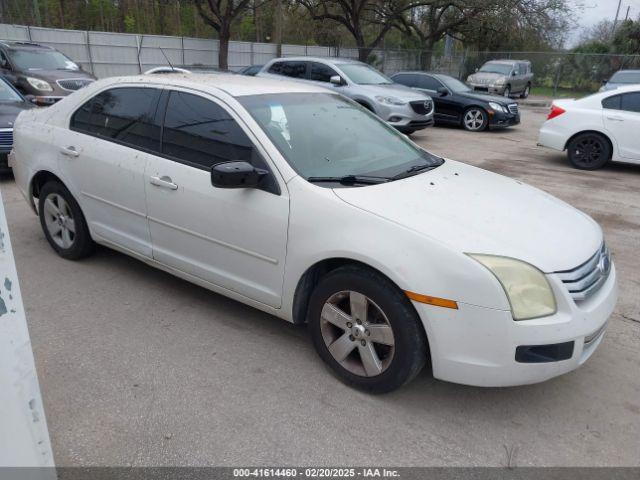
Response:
[[258, 57, 434, 134], [467, 60, 533, 98]]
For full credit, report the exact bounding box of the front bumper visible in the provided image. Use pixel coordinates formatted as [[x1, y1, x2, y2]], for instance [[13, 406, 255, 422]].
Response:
[[489, 110, 520, 128], [376, 101, 435, 132], [414, 263, 618, 387], [0, 151, 10, 173]]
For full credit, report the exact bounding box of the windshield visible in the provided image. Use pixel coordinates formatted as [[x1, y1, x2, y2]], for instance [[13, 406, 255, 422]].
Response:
[[479, 62, 513, 75], [440, 76, 471, 92], [8, 49, 79, 71], [0, 79, 23, 102], [610, 71, 640, 84], [338, 64, 392, 85], [239, 93, 443, 183]]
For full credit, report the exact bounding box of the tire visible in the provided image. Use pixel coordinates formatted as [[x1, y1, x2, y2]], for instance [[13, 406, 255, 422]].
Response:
[[308, 265, 428, 393], [567, 133, 611, 170], [462, 107, 488, 132], [503, 85, 511, 98], [401, 129, 416, 135], [520, 83, 531, 99], [38, 180, 95, 260]]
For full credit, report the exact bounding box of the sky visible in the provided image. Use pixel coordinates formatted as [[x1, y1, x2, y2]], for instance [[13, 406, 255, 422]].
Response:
[[568, 0, 640, 46]]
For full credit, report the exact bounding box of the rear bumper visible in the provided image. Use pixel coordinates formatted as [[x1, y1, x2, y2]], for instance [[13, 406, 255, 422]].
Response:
[[415, 263, 618, 387], [538, 123, 568, 151]]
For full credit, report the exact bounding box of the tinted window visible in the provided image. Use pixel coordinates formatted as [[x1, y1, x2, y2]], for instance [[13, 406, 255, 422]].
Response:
[[609, 71, 640, 84], [392, 73, 417, 87], [416, 75, 443, 91], [602, 95, 621, 110], [621, 92, 640, 113], [162, 91, 260, 169], [309, 62, 337, 82], [268, 62, 284, 74], [70, 87, 162, 152], [280, 61, 307, 79]]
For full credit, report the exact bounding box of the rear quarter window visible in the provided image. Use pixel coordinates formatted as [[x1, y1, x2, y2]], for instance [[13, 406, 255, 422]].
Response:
[[602, 95, 621, 110]]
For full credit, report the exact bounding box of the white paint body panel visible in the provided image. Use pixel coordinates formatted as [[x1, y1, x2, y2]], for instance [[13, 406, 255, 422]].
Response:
[[11, 74, 618, 387], [538, 85, 640, 164]]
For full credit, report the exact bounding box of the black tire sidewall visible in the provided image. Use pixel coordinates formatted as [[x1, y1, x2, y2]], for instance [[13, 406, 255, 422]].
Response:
[[308, 265, 428, 393], [38, 181, 94, 260], [567, 134, 611, 170]]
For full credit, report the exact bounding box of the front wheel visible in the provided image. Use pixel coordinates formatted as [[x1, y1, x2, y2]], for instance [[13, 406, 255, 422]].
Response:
[[567, 133, 611, 170], [520, 84, 531, 98], [308, 265, 428, 393], [462, 107, 488, 132], [503, 85, 511, 98], [38, 181, 95, 259]]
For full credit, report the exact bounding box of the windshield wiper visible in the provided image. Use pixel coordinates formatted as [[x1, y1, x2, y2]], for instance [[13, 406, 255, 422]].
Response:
[[307, 175, 390, 185], [391, 161, 443, 180]]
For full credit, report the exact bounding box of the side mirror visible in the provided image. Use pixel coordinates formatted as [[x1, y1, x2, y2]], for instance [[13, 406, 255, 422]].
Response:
[[211, 161, 268, 189], [436, 86, 448, 97], [511, 71, 517, 76], [601, 79, 608, 85], [24, 94, 37, 104], [475, 68, 479, 73], [330, 75, 345, 86]]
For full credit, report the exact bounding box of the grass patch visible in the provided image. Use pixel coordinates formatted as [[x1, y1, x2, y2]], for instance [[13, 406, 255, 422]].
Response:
[[531, 86, 594, 99]]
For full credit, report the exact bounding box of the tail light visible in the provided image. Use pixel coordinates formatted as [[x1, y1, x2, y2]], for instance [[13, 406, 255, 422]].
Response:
[[547, 105, 566, 120]]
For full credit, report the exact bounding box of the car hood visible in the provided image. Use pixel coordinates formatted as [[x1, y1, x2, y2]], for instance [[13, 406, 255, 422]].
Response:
[[333, 160, 602, 272], [457, 90, 513, 105], [0, 101, 34, 128], [358, 83, 430, 101], [20, 68, 96, 81], [468, 72, 505, 84]]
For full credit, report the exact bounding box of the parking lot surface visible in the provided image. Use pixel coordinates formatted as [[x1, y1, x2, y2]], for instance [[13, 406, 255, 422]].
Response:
[[1, 106, 639, 467]]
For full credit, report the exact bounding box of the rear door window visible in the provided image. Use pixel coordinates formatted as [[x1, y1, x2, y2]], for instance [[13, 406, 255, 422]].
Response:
[[309, 62, 338, 82], [280, 61, 308, 79], [70, 87, 162, 152], [620, 92, 640, 113], [416, 75, 443, 91], [392, 73, 417, 87], [602, 95, 622, 110], [268, 62, 284, 75]]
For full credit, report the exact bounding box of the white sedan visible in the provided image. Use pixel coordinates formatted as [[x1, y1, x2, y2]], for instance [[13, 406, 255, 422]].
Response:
[[10, 74, 617, 392], [538, 85, 640, 169]]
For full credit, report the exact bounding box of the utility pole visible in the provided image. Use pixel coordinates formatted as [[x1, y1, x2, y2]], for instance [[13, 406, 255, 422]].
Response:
[[611, 0, 622, 38], [32, 0, 41, 26], [273, 0, 283, 57], [624, 5, 630, 21]]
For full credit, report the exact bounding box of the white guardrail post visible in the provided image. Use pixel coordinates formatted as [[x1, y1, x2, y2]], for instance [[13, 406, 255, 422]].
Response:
[[0, 187, 55, 474]]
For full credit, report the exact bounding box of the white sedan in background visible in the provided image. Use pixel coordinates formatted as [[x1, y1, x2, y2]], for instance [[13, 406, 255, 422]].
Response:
[[10, 74, 616, 392], [538, 85, 640, 170]]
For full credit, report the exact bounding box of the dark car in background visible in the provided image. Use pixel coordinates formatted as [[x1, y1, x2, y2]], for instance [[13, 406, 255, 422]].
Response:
[[0, 76, 34, 172], [391, 72, 520, 132], [0, 41, 95, 106], [600, 69, 640, 91]]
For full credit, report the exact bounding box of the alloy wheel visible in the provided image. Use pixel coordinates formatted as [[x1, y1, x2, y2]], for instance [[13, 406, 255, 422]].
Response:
[[320, 290, 395, 377], [573, 137, 605, 167], [463, 109, 486, 131], [43, 193, 76, 249]]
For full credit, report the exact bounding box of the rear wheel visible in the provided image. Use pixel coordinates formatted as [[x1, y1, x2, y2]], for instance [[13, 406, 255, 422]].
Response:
[[38, 181, 95, 259], [567, 133, 611, 170], [308, 265, 428, 393], [520, 83, 531, 98], [462, 107, 488, 132], [503, 85, 511, 98]]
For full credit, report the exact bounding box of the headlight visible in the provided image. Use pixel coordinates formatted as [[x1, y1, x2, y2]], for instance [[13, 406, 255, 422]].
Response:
[[468, 254, 557, 320], [375, 95, 406, 106], [467, 76, 473, 83], [493, 78, 506, 85], [488, 102, 507, 113], [26, 77, 53, 92]]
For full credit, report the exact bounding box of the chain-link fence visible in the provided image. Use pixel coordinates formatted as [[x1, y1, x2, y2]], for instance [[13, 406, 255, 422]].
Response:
[[2, 23, 639, 97]]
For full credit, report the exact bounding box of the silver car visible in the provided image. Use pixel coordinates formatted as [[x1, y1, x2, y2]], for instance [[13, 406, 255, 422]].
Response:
[[258, 57, 434, 134], [467, 60, 533, 98]]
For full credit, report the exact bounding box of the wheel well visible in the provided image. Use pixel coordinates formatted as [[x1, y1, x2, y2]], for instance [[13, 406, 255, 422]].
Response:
[[355, 100, 374, 112], [31, 170, 64, 199], [564, 130, 613, 157]]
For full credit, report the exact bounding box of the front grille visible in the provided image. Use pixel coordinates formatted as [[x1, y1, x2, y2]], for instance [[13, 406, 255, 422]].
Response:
[[410, 100, 433, 116], [56, 78, 93, 92], [508, 103, 519, 115], [0, 128, 13, 149], [555, 243, 611, 301]]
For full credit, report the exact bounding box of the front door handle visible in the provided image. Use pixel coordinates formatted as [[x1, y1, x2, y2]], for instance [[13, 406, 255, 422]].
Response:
[[150, 175, 178, 190], [606, 116, 624, 122], [60, 145, 80, 157]]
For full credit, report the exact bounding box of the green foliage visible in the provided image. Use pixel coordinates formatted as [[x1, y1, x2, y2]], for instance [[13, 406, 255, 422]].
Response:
[[124, 15, 136, 33], [612, 20, 640, 55]]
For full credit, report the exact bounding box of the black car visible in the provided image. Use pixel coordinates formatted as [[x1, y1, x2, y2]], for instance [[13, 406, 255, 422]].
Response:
[[238, 64, 263, 76], [391, 72, 520, 132], [0, 76, 34, 172]]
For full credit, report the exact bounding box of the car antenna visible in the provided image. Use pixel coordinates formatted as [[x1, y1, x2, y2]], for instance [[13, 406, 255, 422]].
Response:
[[159, 47, 175, 72]]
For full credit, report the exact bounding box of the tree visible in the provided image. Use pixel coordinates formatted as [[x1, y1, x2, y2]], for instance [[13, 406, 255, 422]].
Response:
[[195, 0, 268, 69]]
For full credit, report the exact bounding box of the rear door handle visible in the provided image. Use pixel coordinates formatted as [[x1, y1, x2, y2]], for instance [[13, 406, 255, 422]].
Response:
[[150, 175, 178, 190], [606, 116, 624, 122], [60, 146, 80, 157]]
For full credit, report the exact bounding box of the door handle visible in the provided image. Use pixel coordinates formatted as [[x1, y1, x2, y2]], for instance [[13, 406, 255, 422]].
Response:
[[606, 116, 624, 122], [60, 146, 80, 157], [150, 175, 178, 190]]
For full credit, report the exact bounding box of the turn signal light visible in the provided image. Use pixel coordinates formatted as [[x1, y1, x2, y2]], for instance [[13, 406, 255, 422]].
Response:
[[405, 291, 458, 309], [547, 105, 566, 120]]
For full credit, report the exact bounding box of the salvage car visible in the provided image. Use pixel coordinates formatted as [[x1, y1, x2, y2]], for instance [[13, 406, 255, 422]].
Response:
[[258, 57, 434, 134], [0, 41, 95, 106], [538, 85, 640, 169], [467, 59, 533, 98], [391, 71, 520, 131], [11, 74, 617, 392], [0, 76, 34, 172]]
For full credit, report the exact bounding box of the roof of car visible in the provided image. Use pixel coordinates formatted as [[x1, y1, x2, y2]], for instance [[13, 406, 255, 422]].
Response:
[[97, 72, 330, 97], [269, 56, 363, 65], [613, 69, 640, 73], [485, 59, 529, 64], [0, 41, 53, 50]]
